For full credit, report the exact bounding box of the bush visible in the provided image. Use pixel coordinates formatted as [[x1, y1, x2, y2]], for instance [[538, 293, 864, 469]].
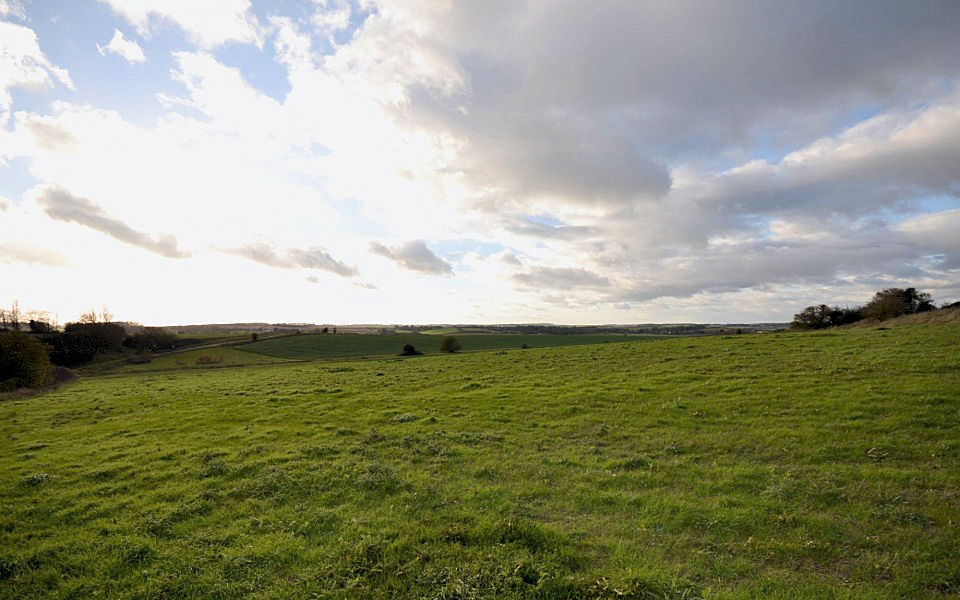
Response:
[[862, 288, 934, 321], [41, 332, 97, 366], [63, 322, 126, 353], [195, 354, 223, 365], [0, 331, 52, 389], [791, 305, 863, 330], [440, 336, 462, 353], [123, 328, 177, 352], [400, 343, 422, 356]]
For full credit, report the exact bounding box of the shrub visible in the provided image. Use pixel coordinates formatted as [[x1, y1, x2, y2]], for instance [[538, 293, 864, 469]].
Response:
[[195, 354, 223, 365], [63, 322, 126, 353], [440, 336, 462, 353], [862, 287, 934, 321], [400, 343, 422, 356], [0, 331, 52, 389], [123, 328, 177, 352], [40, 332, 97, 366], [791, 305, 862, 329]]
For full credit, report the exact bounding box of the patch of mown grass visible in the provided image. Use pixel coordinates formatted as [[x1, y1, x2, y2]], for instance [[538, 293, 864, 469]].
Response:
[[1, 325, 958, 599]]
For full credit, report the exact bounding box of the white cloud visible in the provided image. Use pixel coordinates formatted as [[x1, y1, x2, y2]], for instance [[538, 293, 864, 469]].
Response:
[[0, 0, 26, 20], [0, 21, 73, 122], [99, 0, 262, 49], [97, 29, 146, 64]]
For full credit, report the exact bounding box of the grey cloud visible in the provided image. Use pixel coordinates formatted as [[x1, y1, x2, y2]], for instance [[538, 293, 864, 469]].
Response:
[[229, 243, 358, 277], [38, 187, 190, 258], [513, 267, 610, 290], [287, 247, 358, 277], [506, 218, 598, 240], [609, 234, 934, 303], [25, 117, 78, 151], [398, 1, 960, 213], [370, 240, 453, 275]]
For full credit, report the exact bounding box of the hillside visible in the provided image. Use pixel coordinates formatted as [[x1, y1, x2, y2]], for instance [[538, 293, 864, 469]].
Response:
[[2, 326, 958, 599], [844, 305, 960, 329]]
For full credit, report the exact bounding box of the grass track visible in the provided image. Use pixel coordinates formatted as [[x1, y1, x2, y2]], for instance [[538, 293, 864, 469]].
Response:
[[2, 326, 959, 599]]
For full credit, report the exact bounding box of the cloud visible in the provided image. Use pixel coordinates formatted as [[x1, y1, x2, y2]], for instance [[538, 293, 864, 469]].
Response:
[[683, 93, 960, 220], [227, 243, 358, 277], [23, 115, 78, 151], [36, 186, 190, 258], [0, 241, 70, 267], [378, 1, 960, 213], [898, 208, 960, 267], [99, 0, 262, 49], [506, 218, 598, 241], [370, 240, 453, 275], [97, 29, 146, 63], [0, 0, 26, 20], [0, 21, 73, 122], [513, 267, 610, 290], [3, 1, 960, 324]]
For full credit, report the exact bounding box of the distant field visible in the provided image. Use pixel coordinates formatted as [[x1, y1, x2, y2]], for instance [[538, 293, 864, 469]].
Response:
[[421, 327, 498, 335], [79, 346, 290, 376], [2, 326, 958, 599], [242, 332, 664, 360]]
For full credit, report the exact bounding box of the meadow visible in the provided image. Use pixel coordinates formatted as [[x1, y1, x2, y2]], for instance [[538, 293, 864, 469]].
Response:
[[241, 332, 665, 361], [1, 326, 958, 599]]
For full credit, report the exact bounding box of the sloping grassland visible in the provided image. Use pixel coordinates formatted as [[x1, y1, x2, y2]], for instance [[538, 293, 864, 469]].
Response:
[[1, 326, 958, 599]]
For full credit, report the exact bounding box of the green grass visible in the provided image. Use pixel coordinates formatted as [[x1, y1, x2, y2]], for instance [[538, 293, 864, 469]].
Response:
[[174, 332, 253, 345], [2, 326, 959, 599], [243, 332, 664, 360], [78, 346, 291, 376]]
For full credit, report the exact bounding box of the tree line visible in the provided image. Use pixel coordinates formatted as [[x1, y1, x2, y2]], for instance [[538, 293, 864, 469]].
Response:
[[0, 302, 183, 390], [790, 287, 942, 330]]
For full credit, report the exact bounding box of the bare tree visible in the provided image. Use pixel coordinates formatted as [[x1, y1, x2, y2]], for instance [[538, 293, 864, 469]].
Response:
[[100, 306, 113, 323], [0, 308, 7, 330], [9, 300, 22, 331], [79, 309, 99, 324]]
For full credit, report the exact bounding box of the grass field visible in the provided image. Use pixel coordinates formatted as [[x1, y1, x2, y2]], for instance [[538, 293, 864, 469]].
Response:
[[243, 332, 665, 360], [2, 326, 959, 598], [78, 347, 291, 376]]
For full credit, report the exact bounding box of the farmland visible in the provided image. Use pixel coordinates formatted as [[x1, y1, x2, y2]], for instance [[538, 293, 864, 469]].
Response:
[[241, 332, 667, 361], [2, 325, 959, 599]]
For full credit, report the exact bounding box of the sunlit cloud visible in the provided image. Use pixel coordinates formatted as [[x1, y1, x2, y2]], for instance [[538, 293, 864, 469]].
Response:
[[97, 29, 146, 64]]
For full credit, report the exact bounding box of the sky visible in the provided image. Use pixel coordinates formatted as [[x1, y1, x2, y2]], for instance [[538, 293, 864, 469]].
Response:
[[1, 0, 959, 326]]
